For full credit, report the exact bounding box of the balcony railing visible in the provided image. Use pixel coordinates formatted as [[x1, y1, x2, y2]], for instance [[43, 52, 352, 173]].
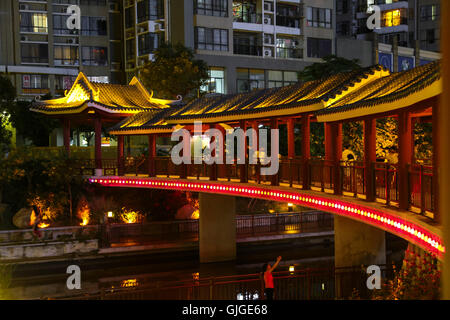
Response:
[[233, 12, 262, 24], [233, 43, 262, 56], [276, 47, 303, 59]]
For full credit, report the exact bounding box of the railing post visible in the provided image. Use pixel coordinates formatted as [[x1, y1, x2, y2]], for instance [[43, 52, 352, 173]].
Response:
[[420, 165, 425, 214], [289, 159, 293, 187], [386, 163, 391, 206], [320, 161, 325, 192]]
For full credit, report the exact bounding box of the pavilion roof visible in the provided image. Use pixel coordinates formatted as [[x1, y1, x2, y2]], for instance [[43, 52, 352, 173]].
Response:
[[162, 64, 389, 124], [315, 60, 441, 122], [30, 72, 180, 116]]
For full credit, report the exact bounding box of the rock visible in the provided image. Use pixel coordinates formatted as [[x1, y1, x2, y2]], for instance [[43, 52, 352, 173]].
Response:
[[12, 208, 33, 229], [175, 204, 198, 220]]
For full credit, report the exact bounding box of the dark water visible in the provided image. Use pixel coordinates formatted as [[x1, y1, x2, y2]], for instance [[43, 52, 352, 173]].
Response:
[[5, 234, 406, 300]]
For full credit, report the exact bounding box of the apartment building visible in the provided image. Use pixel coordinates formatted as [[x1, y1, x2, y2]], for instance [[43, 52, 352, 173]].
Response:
[[123, 0, 336, 94], [0, 0, 125, 99], [336, 0, 440, 52]]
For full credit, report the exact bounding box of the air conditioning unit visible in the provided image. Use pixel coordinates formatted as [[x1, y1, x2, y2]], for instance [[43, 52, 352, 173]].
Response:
[[264, 34, 273, 44], [264, 49, 272, 57], [154, 23, 165, 32], [149, 53, 155, 61], [138, 26, 146, 33], [263, 17, 271, 25], [21, 35, 29, 42], [19, 4, 29, 11], [67, 38, 77, 44]]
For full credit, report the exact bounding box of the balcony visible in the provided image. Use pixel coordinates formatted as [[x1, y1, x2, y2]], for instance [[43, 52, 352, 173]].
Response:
[[233, 43, 262, 56], [276, 47, 303, 59]]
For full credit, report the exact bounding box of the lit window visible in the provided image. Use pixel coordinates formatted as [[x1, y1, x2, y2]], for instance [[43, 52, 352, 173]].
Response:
[[201, 68, 225, 94]]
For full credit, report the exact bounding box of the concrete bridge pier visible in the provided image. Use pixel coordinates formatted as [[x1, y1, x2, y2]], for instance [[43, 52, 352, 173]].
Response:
[[334, 215, 386, 298], [334, 215, 386, 268], [199, 193, 236, 263]]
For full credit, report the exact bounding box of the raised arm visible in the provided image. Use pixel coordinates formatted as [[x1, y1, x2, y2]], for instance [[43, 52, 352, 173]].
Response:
[[269, 256, 282, 273]]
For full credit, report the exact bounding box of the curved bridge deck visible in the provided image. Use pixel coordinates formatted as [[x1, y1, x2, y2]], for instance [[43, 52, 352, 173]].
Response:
[[89, 173, 445, 260]]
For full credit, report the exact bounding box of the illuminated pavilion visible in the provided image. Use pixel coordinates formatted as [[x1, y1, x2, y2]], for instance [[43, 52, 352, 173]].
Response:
[[31, 61, 441, 221]]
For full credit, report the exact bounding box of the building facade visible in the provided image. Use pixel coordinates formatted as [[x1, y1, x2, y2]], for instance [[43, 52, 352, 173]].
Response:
[[0, 0, 125, 99]]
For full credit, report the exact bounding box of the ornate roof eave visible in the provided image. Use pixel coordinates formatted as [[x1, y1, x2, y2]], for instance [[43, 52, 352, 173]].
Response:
[[109, 127, 176, 135], [315, 78, 442, 123], [164, 102, 325, 125], [30, 101, 145, 116]]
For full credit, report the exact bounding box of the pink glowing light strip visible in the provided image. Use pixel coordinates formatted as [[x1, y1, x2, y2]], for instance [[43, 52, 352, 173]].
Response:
[[89, 177, 445, 259]]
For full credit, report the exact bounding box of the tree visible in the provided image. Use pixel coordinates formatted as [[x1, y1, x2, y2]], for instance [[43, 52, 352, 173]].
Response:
[[139, 42, 209, 100], [298, 55, 362, 82], [0, 75, 16, 153]]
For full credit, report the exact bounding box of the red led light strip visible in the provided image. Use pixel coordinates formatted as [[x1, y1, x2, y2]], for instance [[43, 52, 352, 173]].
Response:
[[89, 177, 445, 259]]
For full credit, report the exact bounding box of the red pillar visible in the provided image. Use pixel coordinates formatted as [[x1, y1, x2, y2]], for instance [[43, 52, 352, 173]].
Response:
[[216, 124, 226, 179], [63, 118, 71, 156], [94, 117, 102, 176], [432, 103, 440, 223], [117, 135, 124, 176], [398, 111, 413, 210], [251, 120, 259, 160], [325, 122, 342, 195], [148, 134, 156, 177], [364, 119, 377, 202], [239, 120, 247, 183], [270, 118, 279, 186], [287, 118, 295, 158], [301, 115, 310, 189]]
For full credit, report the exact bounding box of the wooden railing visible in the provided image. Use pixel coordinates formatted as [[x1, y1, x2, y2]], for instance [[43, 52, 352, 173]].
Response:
[[80, 156, 435, 220]]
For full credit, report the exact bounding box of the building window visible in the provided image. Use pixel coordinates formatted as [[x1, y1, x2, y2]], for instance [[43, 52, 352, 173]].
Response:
[[195, 0, 228, 17], [268, 71, 298, 88], [420, 5, 439, 21], [276, 37, 302, 59], [201, 68, 226, 94], [22, 74, 49, 89], [234, 32, 261, 56], [53, 15, 79, 35], [232, 0, 260, 23], [125, 7, 134, 29], [55, 75, 77, 92], [425, 29, 436, 44], [276, 4, 302, 28], [81, 17, 107, 36], [381, 9, 407, 27], [126, 39, 135, 59], [337, 0, 349, 14], [54, 46, 79, 66], [80, 0, 106, 5], [20, 13, 48, 33], [138, 33, 160, 55], [137, 0, 164, 22], [307, 38, 332, 58], [195, 27, 228, 51], [306, 7, 332, 29], [21, 43, 48, 63], [82, 46, 108, 66], [236, 68, 264, 93]]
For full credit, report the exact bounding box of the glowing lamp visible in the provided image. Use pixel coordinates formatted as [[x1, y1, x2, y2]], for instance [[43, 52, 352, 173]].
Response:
[[289, 265, 295, 273], [107, 211, 113, 218]]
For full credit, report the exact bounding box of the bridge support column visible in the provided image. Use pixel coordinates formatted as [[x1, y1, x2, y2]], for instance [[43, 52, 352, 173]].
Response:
[[94, 117, 102, 176], [199, 193, 236, 263], [239, 120, 247, 183], [398, 111, 413, 211], [325, 122, 342, 195], [301, 115, 310, 189], [334, 215, 386, 268], [287, 118, 295, 159], [148, 134, 156, 177], [117, 135, 124, 176], [364, 119, 376, 202], [270, 118, 279, 186], [334, 215, 386, 298]]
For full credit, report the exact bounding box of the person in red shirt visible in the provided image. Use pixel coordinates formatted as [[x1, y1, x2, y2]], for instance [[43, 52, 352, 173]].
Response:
[[262, 256, 282, 300]]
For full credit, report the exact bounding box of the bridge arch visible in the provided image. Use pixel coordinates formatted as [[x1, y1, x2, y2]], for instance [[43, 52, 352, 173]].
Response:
[[89, 176, 445, 260]]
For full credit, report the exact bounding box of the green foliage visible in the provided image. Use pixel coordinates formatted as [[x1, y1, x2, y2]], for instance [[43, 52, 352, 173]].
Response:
[[7, 100, 59, 147], [298, 55, 362, 82], [372, 250, 440, 300], [140, 42, 209, 100], [343, 122, 364, 159], [0, 148, 87, 226], [0, 75, 16, 154], [0, 264, 14, 299]]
